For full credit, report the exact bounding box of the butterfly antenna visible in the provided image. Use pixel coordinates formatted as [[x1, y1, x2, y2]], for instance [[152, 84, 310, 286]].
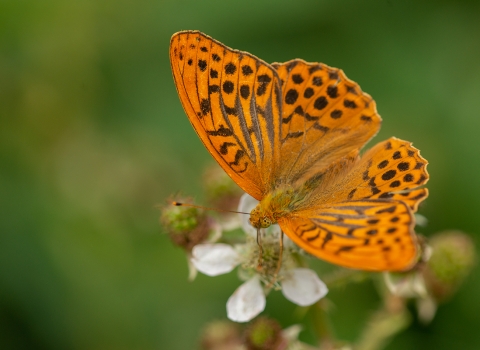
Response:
[[170, 201, 250, 215], [266, 231, 284, 289], [256, 228, 264, 272]]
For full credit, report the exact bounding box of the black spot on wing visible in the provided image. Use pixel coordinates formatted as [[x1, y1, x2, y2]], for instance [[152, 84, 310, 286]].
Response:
[[304, 87, 314, 98], [283, 131, 304, 142], [228, 149, 245, 166], [330, 110, 342, 119], [240, 85, 250, 99], [285, 89, 299, 104], [219, 142, 235, 155], [344, 99, 357, 108], [312, 76, 323, 86], [224, 105, 238, 116], [242, 65, 253, 76], [209, 85, 220, 93], [305, 113, 319, 121], [207, 125, 233, 137], [397, 162, 410, 171], [292, 74, 304, 84], [256, 74, 272, 96], [225, 62, 236, 75], [382, 170, 397, 181], [348, 188, 356, 199], [308, 65, 322, 74], [314, 96, 328, 110], [198, 59, 207, 72], [200, 98, 210, 115], [328, 71, 339, 80], [390, 180, 401, 188], [378, 160, 389, 169], [223, 81, 234, 94], [376, 206, 396, 214], [313, 123, 329, 132], [327, 85, 338, 98]]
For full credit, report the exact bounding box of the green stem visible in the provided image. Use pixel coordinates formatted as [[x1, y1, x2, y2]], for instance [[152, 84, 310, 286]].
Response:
[[353, 302, 412, 350], [311, 299, 336, 350]]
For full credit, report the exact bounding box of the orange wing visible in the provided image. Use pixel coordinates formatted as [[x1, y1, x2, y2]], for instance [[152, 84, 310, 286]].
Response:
[[279, 138, 429, 271], [278, 200, 416, 271], [271, 60, 381, 185], [170, 31, 283, 200]]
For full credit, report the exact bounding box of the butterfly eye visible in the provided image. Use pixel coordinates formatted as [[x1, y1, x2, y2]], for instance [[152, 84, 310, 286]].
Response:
[[261, 217, 271, 228]]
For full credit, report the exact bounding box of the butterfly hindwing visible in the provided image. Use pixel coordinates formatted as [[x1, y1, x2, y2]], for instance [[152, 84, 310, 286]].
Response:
[[340, 137, 429, 211], [279, 137, 428, 270], [170, 31, 283, 199], [278, 199, 417, 271]]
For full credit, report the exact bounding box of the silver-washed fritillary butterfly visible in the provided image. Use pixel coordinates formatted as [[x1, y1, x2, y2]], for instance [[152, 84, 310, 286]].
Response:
[[169, 30, 429, 271]]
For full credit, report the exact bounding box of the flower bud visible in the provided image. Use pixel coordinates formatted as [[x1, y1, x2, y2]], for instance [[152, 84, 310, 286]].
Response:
[[160, 197, 210, 251], [422, 231, 476, 302], [200, 320, 242, 350], [203, 163, 242, 210], [243, 317, 286, 350]]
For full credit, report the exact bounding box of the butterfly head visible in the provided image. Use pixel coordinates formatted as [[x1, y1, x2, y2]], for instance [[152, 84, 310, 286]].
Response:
[[249, 205, 274, 229]]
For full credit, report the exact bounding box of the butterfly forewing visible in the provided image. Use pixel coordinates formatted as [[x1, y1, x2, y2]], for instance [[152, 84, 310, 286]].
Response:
[[170, 31, 283, 199], [272, 60, 381, 185]]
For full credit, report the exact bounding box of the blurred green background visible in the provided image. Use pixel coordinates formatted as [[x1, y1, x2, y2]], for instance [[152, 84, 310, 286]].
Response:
[[1, 0, 480, 349]]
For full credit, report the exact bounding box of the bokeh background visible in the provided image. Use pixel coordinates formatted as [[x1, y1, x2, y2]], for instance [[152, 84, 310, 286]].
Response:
[[1, 0, 480, 349]]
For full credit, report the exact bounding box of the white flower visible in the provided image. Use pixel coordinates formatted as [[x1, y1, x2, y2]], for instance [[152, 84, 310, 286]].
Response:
[[190, 193, 328, 323], [226, 276, 266, 322], [191, 243, 328, 322], [281, 268, 328, 306], [191, 243, 241, 276]]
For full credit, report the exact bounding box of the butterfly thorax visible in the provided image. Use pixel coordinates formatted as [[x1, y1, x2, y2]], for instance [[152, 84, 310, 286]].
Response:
[[249, 185, 306, 229]]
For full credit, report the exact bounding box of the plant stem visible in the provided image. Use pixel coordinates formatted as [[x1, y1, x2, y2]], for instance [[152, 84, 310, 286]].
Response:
[[353, 302, 412, 350], [311, 299, 336, 350]]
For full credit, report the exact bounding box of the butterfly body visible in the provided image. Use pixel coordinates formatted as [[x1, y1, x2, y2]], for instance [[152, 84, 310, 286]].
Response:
[[170, 30, 429, 271], [249, 185, 306, 228]]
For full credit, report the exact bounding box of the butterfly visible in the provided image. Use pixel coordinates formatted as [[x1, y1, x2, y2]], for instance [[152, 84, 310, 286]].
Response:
[[169, 30, 429, 271]]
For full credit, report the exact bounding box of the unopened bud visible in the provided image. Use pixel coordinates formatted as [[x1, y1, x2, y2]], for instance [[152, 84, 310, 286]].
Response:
[[203, 163, 242, 210], [160, 197, 210, 251], [200, 320, 242, 350], [244, 317, 286, 350], [423, 231, 476, 302]]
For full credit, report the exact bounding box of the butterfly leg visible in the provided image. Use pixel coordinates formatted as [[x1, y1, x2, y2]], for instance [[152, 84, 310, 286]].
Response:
[[256, 228, 264, 272], [266, 231, 284, 289]]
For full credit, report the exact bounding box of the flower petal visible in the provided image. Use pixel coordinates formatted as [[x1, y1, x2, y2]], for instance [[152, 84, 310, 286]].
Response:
[[191, 243, 240, 276], [384, 272, 427, 298], [227, 276, 266, 322], [417, 296, 437, 324], [281, 268, 328, 306], [238, 194, 258, 237]]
